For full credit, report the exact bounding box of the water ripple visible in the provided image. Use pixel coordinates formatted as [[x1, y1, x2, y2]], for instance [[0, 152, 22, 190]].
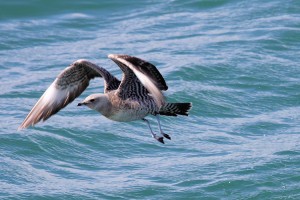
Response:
[[1, 0, 300, 199]]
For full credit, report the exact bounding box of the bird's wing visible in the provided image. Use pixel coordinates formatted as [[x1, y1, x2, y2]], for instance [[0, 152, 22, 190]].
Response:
[[19, 59, 120, 130], [108, 54, 167, 108]]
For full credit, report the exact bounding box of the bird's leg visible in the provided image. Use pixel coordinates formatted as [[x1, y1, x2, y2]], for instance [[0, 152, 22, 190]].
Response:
[[142, 118, 164, 144], [156, 115, 171, 140]]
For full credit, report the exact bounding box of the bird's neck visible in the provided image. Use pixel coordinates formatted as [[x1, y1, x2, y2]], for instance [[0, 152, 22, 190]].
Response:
[[94, 94, 112, 117]]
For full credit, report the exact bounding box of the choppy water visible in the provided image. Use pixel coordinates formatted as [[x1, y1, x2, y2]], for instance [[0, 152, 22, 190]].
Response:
[[1, 0, 300, 199]]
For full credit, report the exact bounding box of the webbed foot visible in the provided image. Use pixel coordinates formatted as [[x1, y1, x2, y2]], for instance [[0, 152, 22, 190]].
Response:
[[162, 133, 171, 140], [154, 136, 164, 144]]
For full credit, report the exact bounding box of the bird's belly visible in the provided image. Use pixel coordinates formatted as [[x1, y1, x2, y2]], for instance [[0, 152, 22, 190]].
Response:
[[107, 109, 149, 122]]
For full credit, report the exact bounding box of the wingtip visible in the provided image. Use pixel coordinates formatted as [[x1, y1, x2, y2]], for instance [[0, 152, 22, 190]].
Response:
[[18, 121, 30, 130], [17, 125, 24, 131], [18, 121, 36, 131], [108, 54, 117, 59], [108, 54, 129, 60]]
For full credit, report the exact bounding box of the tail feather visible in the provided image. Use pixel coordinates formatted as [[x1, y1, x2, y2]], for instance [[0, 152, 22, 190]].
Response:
[[159, 102, 192, 116]]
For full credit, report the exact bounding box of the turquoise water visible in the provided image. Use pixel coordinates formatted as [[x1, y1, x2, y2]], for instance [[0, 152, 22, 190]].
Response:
[[1, 0, 300, 199]]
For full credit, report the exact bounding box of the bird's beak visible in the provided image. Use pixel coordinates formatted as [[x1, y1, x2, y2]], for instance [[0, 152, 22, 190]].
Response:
[[77, 102, 85, 106]]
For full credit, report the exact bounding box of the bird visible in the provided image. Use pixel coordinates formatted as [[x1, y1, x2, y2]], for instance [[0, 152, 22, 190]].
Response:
[[18, 54, 192, 144]]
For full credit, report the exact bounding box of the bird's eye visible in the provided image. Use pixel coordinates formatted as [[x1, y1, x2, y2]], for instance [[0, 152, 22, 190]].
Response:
[[90, 99, 95, 102]]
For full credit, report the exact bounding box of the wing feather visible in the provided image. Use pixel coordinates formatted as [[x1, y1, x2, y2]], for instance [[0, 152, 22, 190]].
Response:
[[119, 55, 168, 90], [108, 54, 166, 108], [18, 59, 120, 130]]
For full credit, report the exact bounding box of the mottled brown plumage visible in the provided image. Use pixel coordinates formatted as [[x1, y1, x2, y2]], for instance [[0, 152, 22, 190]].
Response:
[[19, 54, 192, 143]]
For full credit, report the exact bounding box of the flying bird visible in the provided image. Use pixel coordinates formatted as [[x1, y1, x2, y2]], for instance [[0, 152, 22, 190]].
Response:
[[19, 54, 192, 144]]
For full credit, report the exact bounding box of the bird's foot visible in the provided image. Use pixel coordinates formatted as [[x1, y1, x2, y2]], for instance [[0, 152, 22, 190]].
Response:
[[154, 135, 164, 144], [162, 133, 171, 140]]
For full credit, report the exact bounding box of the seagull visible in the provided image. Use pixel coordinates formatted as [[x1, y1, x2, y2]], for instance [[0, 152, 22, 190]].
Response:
[[19, 54, 192, 144]]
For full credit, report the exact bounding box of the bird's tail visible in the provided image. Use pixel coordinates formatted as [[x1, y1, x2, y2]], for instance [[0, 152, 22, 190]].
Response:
[[159, 102, 192, 116]]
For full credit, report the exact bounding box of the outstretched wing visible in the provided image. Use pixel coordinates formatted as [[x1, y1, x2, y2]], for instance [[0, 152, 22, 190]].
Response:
[[18, 59, 120, 130], [108, 54, 167, 108]]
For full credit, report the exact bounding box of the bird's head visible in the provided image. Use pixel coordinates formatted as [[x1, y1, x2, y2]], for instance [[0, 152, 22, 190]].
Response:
[[77, 94, 108, 111]]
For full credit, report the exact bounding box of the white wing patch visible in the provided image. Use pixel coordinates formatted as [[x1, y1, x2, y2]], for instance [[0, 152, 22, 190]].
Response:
[[18, 80, 80, 130]]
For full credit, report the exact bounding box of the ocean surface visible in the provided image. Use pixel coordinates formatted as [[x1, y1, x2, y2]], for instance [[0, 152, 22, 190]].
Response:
[[1, 0, 300, 199]]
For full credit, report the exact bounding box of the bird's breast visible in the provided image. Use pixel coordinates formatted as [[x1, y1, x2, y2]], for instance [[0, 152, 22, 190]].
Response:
[[107, 108, 149, 122], [103, 96, 157, 122]]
